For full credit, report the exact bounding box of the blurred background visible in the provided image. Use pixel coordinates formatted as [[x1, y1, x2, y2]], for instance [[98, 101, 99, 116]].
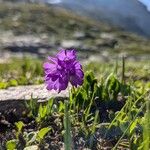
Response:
[[0, 0, 150, 88]]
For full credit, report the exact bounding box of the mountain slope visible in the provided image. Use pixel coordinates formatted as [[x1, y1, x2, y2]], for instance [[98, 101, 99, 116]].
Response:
[[61, 0, 150, 37], [0, 2, 150, 59]]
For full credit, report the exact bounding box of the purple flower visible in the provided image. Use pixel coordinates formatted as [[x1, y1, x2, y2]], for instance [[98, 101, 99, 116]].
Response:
[[43, 49, 84, 92]]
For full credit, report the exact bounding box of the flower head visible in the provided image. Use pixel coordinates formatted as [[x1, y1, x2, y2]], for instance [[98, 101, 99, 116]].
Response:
[[43, 49, 84, 92]]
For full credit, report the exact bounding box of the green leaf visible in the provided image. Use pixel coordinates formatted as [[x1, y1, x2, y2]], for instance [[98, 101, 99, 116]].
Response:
[[37, 104, 47, 122], [59, 101, 65, 112], [129, 119, 138, 134], [64, 102, 72, 150], [0, 82, 8, 89], [104, 73, 120, 99], [9, 79, 18, 86], [15, 121, 24, 133], [47, 99, 54, 114], [6, 140, 17, 150], [37, 127, 51, 141]]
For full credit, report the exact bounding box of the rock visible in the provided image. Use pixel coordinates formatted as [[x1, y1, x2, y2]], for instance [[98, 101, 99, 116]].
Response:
[[68, 20, 76, 26], [0, 52, 11, 64], [61, 40, 82, 49], [95, 39, 118, 48], [100, 32, 115, 40], [38, 48, 48, 55], [73, 31, 85, 40], [0, 32, 54, 51], [90, 27, 100, 32], [0, 35, 41, 47], [0, 84, 69, 114], [85, 32, 96, 39], [24, 145, 39, 150], [0, 84, 68, 101], [0, 32, 58, 60]]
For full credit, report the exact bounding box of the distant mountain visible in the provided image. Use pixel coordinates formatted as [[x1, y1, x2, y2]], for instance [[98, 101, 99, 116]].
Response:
[[58, 0, 150, 37], [2, 0, 150, 37]]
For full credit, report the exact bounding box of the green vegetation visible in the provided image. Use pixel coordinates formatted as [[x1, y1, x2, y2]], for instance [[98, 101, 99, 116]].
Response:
[[85, 59, 150, 82], [1, 63, 149, 149], [0, 58, 43, 89], [0, 57, 149, 149], [0, 3, 101, 38], [0, 57, 149, 89]]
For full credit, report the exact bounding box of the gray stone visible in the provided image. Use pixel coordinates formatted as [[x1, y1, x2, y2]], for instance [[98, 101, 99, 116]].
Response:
[[100, 32, 115, 40], [73, 31, 85, 40], [0, 84, 68, 101], [95, 38, 118, 48], [61, 40, 82, 49]]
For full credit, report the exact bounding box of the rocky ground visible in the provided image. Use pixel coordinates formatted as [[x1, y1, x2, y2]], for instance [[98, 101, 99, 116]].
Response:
[[0, 84, 69, 121], [0, 84, 68, 102]]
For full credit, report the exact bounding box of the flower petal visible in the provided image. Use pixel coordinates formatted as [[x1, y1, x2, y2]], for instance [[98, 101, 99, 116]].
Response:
[[43, 49, 84, 92]]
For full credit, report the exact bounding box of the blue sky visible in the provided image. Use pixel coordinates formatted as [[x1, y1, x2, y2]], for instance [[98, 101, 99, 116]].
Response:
[[138, 0, 150, 11]]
